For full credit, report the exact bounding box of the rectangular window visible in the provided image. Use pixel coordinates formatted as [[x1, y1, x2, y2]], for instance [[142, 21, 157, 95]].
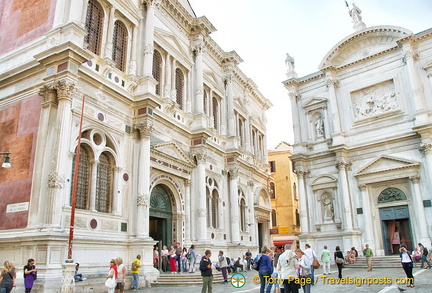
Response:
[[269, 161, 276, 173]]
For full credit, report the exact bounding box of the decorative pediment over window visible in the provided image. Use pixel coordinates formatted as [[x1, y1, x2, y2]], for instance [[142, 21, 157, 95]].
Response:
[[319, 26, 412, 70], [355, 155, 420, 184], [151, 141, 195, 169], [303, 97, 328, 111]]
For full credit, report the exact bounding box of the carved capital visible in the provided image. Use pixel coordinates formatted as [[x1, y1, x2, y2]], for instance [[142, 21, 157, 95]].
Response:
[[325, 77, 339, 88], [404, 50, 419, 62], [137, 194, 150, 207], [39, 85, 57, 107], [136, 119, 153, 138], [358, 184, 367, 191], [185, 179, 191, 187], [143, 0, 161, 8], [229, 167, 239, 179], [54, 80, 76, 100], [144, 43, 154, 55], [336, 160, 350, 171], [192, 34, 205, 54], [195, 151, 207, 164], [48, 172, 65, 189], [419, 143, 432, 155], [410, 175, 421, 183]]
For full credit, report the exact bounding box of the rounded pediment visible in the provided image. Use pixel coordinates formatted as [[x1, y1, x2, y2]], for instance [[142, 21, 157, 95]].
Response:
[[319, 26, 413, 70]]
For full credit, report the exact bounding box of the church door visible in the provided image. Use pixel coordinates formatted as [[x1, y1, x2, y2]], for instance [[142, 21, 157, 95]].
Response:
[[378, 188, 413, 254], [149, 185, 173, 247]]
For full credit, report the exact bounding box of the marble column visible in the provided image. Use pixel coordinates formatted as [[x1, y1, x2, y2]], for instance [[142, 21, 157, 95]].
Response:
[[164, 54, 172, 99], [135, 118, 153, 238], [89, 160, 98, 211], [325, 71, 344, 145], [195, 151, 207, 241], [403, 45, 427, 124], [287, 87, 302, 144], [225, 73, 236, 137], [247, 180, 256, 243], [229, 167, 241, 243], [296, 170, 309, 234], [28, 86, 58, 227], [46, 80, 76, 228], [359, 184, 373, 245], [104, 6, 115, 59], [184, 179, 191, 241], [192, 35, 204, 114], [112, 166, 121, 215], [129, 26, 139, 75], [336, 160, 353, 231], [410, 176, 431, 244], [143, 0, 160, 76]]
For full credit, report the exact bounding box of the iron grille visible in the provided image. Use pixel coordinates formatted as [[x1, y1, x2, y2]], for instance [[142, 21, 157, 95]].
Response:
[[175, 68, 184, 109], [96, 153, 112, 213], [112, 20, 128, 71], [70, 145, 90, 209], [152, 50, 162, 95], [84, 0, 103, 55]]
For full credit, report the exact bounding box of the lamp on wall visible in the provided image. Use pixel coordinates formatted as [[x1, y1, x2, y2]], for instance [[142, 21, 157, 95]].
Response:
[[1, 152, 11, 168]]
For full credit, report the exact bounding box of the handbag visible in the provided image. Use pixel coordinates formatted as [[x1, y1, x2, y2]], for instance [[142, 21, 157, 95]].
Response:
[[335, 257, 344, 264], [312, 258, 320, 269], [105, 277, 116, 289]]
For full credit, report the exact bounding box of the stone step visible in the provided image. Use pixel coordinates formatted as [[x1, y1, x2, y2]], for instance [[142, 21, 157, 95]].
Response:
[[152, 271, 226, 286], [343, 256, 404, 268]]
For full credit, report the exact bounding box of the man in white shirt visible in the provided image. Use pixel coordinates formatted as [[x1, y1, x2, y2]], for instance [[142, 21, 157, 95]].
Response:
[[304, 244, 317, 285], [277, 244, 299, 293]]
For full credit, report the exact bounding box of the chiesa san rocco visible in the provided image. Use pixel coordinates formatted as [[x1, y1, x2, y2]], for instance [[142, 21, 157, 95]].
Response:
[[285, 8, 432, 256], [0, 0, 273, 290]]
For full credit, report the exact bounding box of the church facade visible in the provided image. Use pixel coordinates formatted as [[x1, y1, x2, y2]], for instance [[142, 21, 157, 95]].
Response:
[[0, 0, 272, 289], [285, 22, 432, 256]]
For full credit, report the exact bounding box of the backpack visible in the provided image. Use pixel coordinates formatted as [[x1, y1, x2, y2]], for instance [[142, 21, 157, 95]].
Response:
[[424, 247, 429, 256], [252, 254, 261, 271], [131, 261, 137, 271], [187, 251, 193, 260]]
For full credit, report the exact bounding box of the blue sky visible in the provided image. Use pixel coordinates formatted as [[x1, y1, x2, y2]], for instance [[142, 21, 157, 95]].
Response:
[[187, 0, 432, 148]]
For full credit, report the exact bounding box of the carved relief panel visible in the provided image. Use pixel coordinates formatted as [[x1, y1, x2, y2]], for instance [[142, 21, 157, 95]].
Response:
[[351, 80, 399, 120]]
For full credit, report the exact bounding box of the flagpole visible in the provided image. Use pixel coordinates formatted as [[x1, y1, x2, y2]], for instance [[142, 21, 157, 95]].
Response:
[[68, 94, 85, 260]]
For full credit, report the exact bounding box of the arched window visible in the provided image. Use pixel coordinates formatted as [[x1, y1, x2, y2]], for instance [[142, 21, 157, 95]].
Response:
[[212, 97, 219, 130], [270, 182, 276, 199], [96, 152, 112, 213], [240, 197, 246, 231], [70, 145, 91, 209], [272, 209, 277, 227], [112, 20, 128, 71], [175, 68, 184, 109], [84, 0, 104, 55], [152, 50, 162, 95], [211, 190, 219, 228]]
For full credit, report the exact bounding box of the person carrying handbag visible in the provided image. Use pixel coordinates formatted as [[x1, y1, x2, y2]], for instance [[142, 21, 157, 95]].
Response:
[[0, 261, 16, 293], [304, 244, 317, 285], [400, 245, 414, 288]]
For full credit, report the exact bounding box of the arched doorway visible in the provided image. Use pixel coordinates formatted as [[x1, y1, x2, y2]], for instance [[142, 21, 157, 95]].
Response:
[[378, 188, 413, 254], [149, 185, 173, 247]]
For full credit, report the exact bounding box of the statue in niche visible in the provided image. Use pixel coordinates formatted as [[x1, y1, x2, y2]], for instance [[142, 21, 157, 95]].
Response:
[[323, 195, 334, 222], [315, 115, 325, 138]]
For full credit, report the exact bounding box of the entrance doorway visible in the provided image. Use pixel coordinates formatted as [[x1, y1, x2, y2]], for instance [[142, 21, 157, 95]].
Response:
[[149, 185, 173, 247], [379, 206, 413, 254]]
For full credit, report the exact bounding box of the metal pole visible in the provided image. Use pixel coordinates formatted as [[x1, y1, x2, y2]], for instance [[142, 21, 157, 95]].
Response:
[[68, 94, 85, 260]]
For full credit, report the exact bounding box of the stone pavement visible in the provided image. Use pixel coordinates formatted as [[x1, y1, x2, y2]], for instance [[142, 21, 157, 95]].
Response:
[[127, 265, 432, 293]]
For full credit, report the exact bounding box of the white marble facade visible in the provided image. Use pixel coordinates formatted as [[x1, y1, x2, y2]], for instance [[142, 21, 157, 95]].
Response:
[[285, 25, 432, 257], [0, 0, 272, 290]]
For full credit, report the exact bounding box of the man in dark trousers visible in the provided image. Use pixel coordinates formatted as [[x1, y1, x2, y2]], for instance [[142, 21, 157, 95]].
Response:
[[200, 250, 213, 293]]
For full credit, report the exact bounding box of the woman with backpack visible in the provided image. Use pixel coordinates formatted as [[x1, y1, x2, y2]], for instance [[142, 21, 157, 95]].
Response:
[[187, 245, 197, 273]]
